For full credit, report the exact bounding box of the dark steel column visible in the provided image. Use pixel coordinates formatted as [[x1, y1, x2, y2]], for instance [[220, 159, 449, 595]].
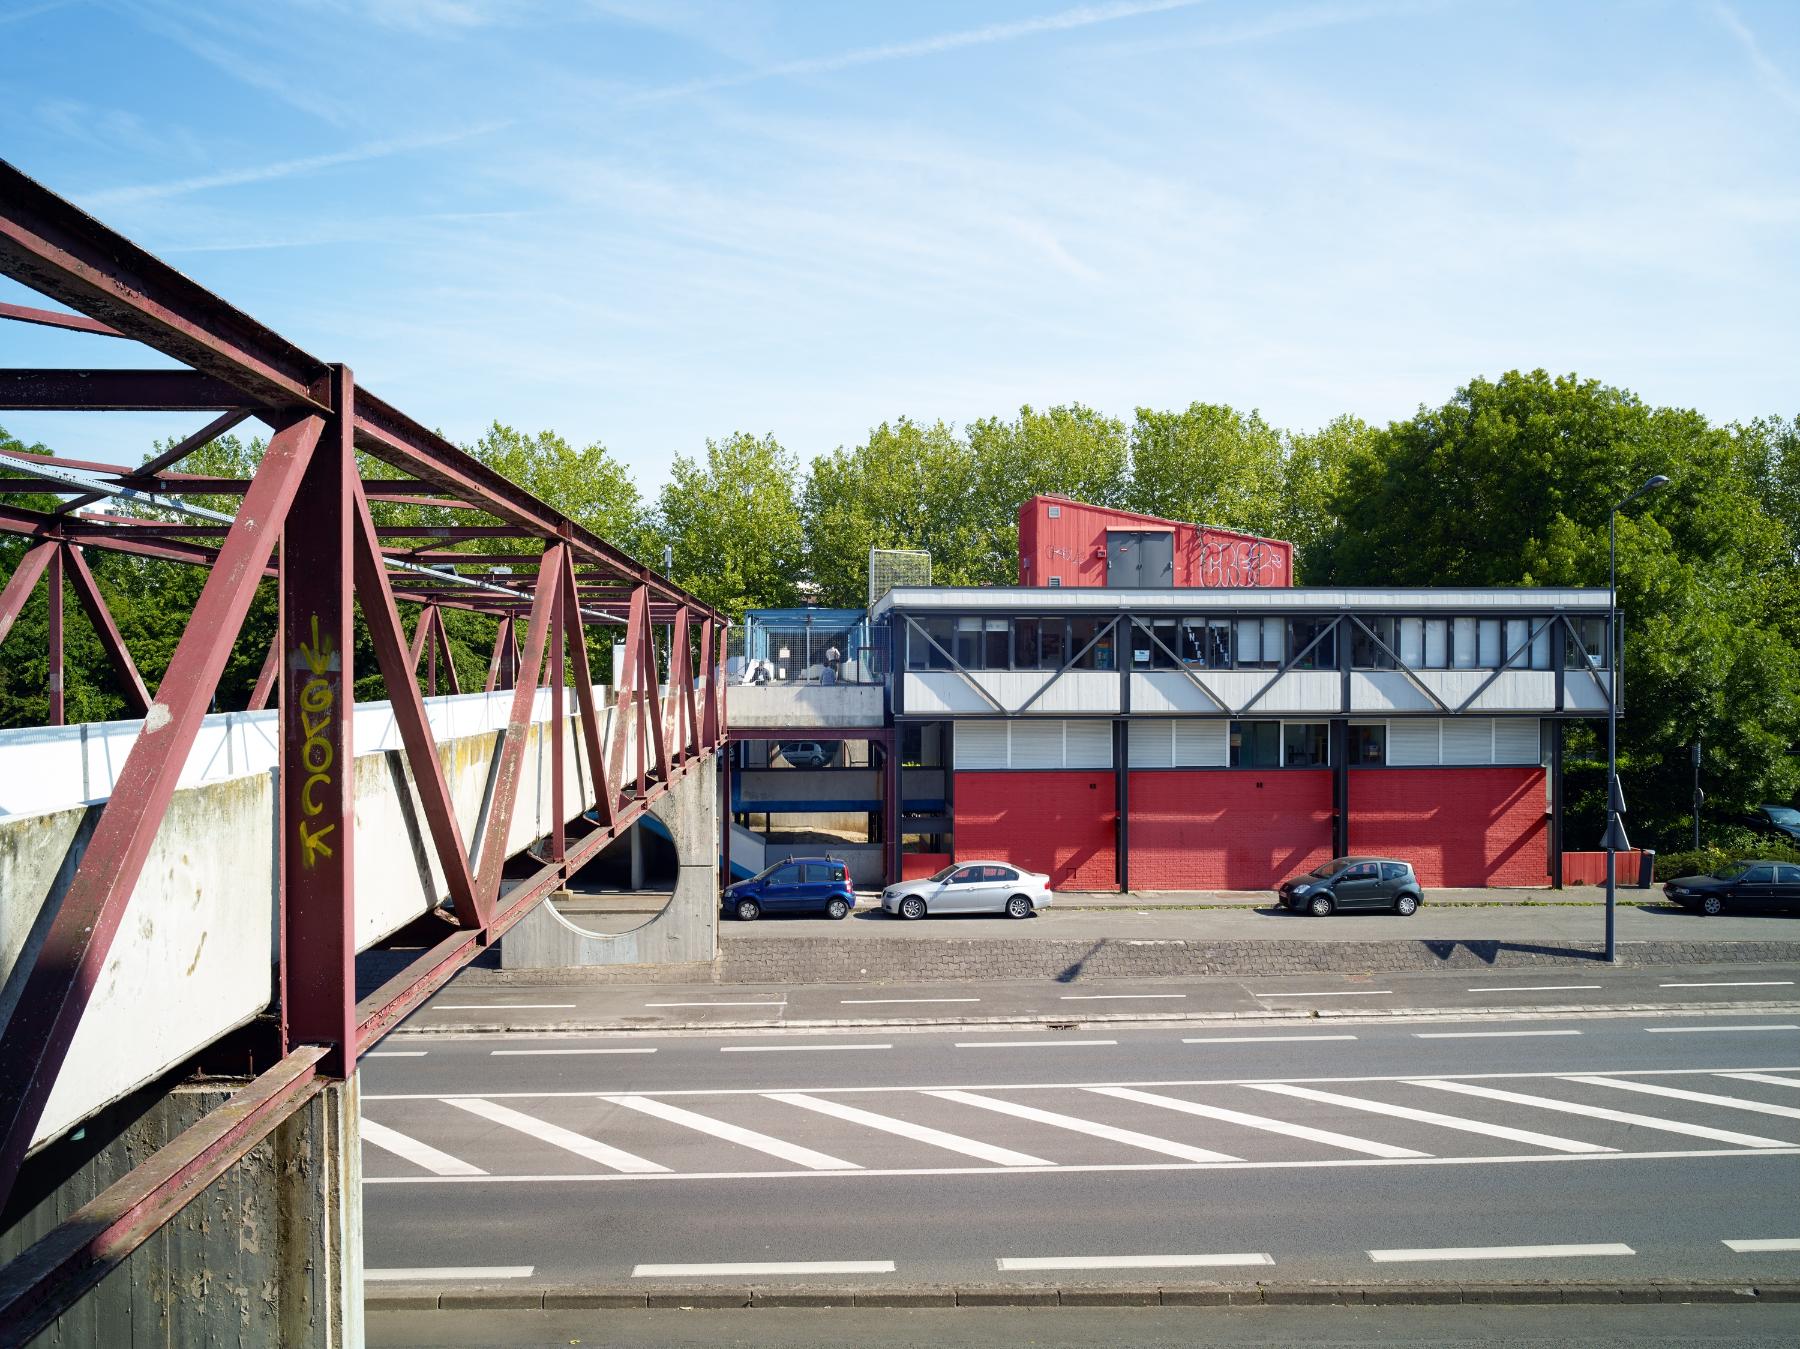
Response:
[[1115, 718, 1130, 893], [549, 558, 566, 864], [1550, 719, 1565, 889], [1332, 718, 1349, 857], [280, 366, 357, 1078], [885, 737, 901, 885], [46, 542, 63, 725]]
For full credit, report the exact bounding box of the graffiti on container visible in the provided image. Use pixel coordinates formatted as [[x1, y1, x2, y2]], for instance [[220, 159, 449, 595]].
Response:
[[295, 615, 338, 867], [1199, 538, 1285, 588]]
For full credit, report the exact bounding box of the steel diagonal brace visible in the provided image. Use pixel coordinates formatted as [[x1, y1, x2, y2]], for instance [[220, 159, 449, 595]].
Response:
[[473, 546, 562, 909], [1234, 616, 1340, 716], [0, 538, 55, 646], [0, 411, 324, 1213], [1125, 617, 1230, 712], [351, 481, 485, 928], [560, 552, 613, 828], [1345, 614, 1453, 713], [62, 543, 152, 715], [902, 615, 1008, 713], [1015, 617, 1121, 716], [1453, 615, 1556, 714]]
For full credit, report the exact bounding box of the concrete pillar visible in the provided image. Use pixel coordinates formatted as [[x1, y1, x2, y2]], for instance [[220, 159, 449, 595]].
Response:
[[1, 1073, 363, 1348], [629, 823, 645, 891]]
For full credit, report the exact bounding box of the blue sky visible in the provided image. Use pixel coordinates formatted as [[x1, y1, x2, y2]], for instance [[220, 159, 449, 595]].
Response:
[[2, 0, 1796, 493]]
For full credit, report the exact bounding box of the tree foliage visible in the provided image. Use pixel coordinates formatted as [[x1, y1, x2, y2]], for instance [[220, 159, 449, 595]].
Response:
[[650, 432, 804, 615]]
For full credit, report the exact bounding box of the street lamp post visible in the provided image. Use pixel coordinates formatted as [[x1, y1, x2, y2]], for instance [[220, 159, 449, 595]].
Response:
[[1604, 473, 1670, 963]]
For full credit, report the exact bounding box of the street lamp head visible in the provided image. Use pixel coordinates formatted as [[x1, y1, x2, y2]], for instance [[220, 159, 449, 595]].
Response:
[[1618, 474, 1671, 509]]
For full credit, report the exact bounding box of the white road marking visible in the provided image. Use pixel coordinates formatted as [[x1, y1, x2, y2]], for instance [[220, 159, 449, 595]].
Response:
[[1466, 985, 1601, 993], [1183, 1035, 1358, 1044], [954, 1040, 1118, 1049], [1566, 1075, 1800, 1121], [1253, 989, 1392, 998], [997, 1252, 1271, 1271], [720, 1044, 891, 1054], [1647, 1025, 1799, 1034], [1719, 1072, 1800, 1090], [491, 1048, 657, 1056], [1724, 1238, 1800, 1253], [840, 998, 980, 1005], [433, 1004, 575, 1011], [1661, 981, 1795, 989], [766, 1092, 1051, 1167], [633, 1261, 894, 1277], [359, 1119, 486, 1176], [1059, 994, 1187, 1001], [1414, 1031, 1581, 1040], [1249, 1083, 1612, 1154], [644, 1000, 787, 1008], [927, 1089, 1239, 1162], [1412, 1079, 1792, 1149], [441, 1097, 668, 1172], [366, 1051, 428, 1057], [1368, 1243, 1633, 1263], [363, 1145, 1800, 1186], [366, 1266, 533, 1281], [363, 1064, 1800, 1103], [609, 1095, 860, 1170], [1091, 1086, 1427, 1159]]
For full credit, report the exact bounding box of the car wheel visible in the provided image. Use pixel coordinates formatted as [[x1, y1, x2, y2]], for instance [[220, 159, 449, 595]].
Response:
[[899, 896, 927, 921], [1308, 894, 1335, 917], [1394, 894, 1419, 917], [1005, 894, 1033, 920], [1701, 894, 1724, 916], [735, 898, 761, 922], [826, 897, 850, 921]]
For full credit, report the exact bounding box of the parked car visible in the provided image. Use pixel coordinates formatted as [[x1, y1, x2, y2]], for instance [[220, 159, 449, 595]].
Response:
[[1664, 860, 1800, 916], [1278, 857, 1424, 916], [777, 741, 834, 768], [1745, 805, 1800, 846], [724, 857, 855, 921], [879, 861, 1052, 920]]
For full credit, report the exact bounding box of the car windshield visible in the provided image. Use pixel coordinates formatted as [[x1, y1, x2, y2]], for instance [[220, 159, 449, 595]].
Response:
[[1709, 862, 1751, 880], [1766, 806, 1800, 826], [1308, 859, 1351, 878], [930, 866, 958, 882]]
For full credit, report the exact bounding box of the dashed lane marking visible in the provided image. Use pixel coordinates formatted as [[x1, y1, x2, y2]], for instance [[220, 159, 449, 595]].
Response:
[[1368, 1243, 1633, 1263], [998, 1252, 1270, 1271], [633, 1261, 894, 1277], [366, 1266, 532, 1281], [1724, 1238, 1800, 1253]]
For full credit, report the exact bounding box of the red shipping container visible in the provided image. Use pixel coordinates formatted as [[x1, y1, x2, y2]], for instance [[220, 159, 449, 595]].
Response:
[[1017, 495, 1291, 589]]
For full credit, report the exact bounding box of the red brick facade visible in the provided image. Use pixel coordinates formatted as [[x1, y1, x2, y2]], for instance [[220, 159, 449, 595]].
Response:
[[1349, 767, 1550, 887], [1129, 770, 1334, 889], [954, 770, 1117, 890]]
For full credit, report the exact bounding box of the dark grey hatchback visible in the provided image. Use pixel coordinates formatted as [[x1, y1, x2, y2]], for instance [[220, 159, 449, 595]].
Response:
[[1278, 857, 1423, 917]]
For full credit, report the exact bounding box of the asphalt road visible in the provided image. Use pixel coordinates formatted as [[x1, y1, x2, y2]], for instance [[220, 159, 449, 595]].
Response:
[[361, 1012, 1800, 1289], [369, 1302, 1800, 1349]]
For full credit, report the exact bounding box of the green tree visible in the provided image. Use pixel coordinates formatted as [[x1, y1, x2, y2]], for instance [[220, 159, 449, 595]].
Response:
[[1124, 402, 1286, 535], [1317, 370, 1800, 844], [652, 432, 804, 616], [965, 404, 1129, 582], [802, 418, 983, 606]]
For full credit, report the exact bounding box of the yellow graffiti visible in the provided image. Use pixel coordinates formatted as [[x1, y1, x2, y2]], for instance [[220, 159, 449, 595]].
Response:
[[295, 615, 338, 868]]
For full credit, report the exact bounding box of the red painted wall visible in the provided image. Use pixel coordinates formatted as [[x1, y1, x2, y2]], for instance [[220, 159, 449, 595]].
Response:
[[954, 771, 1117, 890], [1016, 495, 1292, 588], [1350, 767, 1550, 887], [1128, 770, 1333, 889], [901, 852, 951, 880]]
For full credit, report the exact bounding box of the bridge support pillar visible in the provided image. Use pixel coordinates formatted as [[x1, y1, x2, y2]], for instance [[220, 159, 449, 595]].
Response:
[[1, 1071, 362, 1348]]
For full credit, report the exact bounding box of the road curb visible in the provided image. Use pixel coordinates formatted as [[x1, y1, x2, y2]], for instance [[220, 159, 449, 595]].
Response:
[[367, 1279, 1800, 1311], [388, 998, 1800, 1038]]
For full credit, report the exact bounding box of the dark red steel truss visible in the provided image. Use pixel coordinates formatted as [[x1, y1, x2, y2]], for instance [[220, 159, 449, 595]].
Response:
[[0, 158, 729, 1299]]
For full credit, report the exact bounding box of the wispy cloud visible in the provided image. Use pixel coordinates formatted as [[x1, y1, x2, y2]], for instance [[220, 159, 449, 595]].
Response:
[[633, 0, 1210, 102], [1713, 2, 1800, 114], [82, 123, 511, 208]]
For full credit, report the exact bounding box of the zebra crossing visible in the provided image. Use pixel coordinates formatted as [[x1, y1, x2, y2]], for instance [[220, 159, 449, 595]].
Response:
[[360, 1067, 1800, 1183]]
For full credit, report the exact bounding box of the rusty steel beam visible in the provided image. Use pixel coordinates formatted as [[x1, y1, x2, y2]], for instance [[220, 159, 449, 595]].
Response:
[[0, 411, 324, 1209], [0, 299, 127, 339], [279, 372, 355, 1078], [249, 626, 280, 711], [63, 543, 151, 716], [0, 369, 253, 411], [45, 542, 63, 725], [131, 408, 257, 477], [0, 538, 55, 646], [561, 553, 613, 829], [0, 1045, 327, 1348]]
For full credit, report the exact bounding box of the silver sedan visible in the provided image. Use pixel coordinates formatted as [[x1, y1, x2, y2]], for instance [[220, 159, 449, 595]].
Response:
[[879, 861, 1054, 920]]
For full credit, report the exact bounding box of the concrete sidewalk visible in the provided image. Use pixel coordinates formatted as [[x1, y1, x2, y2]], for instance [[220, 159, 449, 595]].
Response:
[[1047, 885, 1628, 908]]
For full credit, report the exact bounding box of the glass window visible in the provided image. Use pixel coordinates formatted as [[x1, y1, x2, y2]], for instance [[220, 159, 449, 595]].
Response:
[[1504, 619, 1529, 668], [768, 863, 801, 885], [1283, 722, 1330, 767], [1777, 865, 1800, 885], [1040, 618, 1066, 669], [1349, 724, 1387, 764], [1180, 619, 1207, 665], [949, 865, 982, 884], [1071, 618, 1114, 670], [1288, 618, 1337, 670], [1744, 865, 1776, 885], [1344, 861, 1379, 879], [1424, 619, 1448, 668], [1263, 617, 1285, 666], [1229, 720, 1282, 768], [911, 617, 953, 670], [1148, 618, 1178, 669], [1530, 621, 1551, 670], [1452, 618, 1477, 670], [1352, 616, 1397, 669], [1207, 619, 1233, 667], [1013, 618, 1040, 669], [1478, 619, 1502, 667], [955, 616, 982, 668], [1380, 862, 1406, 881], [1399, 618, 1424, 667], [983, 618, 1009, 668], [1566, 616, 1608, 670], [1236, 617, 1262, 666]]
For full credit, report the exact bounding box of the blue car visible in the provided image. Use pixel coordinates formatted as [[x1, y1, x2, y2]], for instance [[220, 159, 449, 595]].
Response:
[[724, 857, 856, 921]]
